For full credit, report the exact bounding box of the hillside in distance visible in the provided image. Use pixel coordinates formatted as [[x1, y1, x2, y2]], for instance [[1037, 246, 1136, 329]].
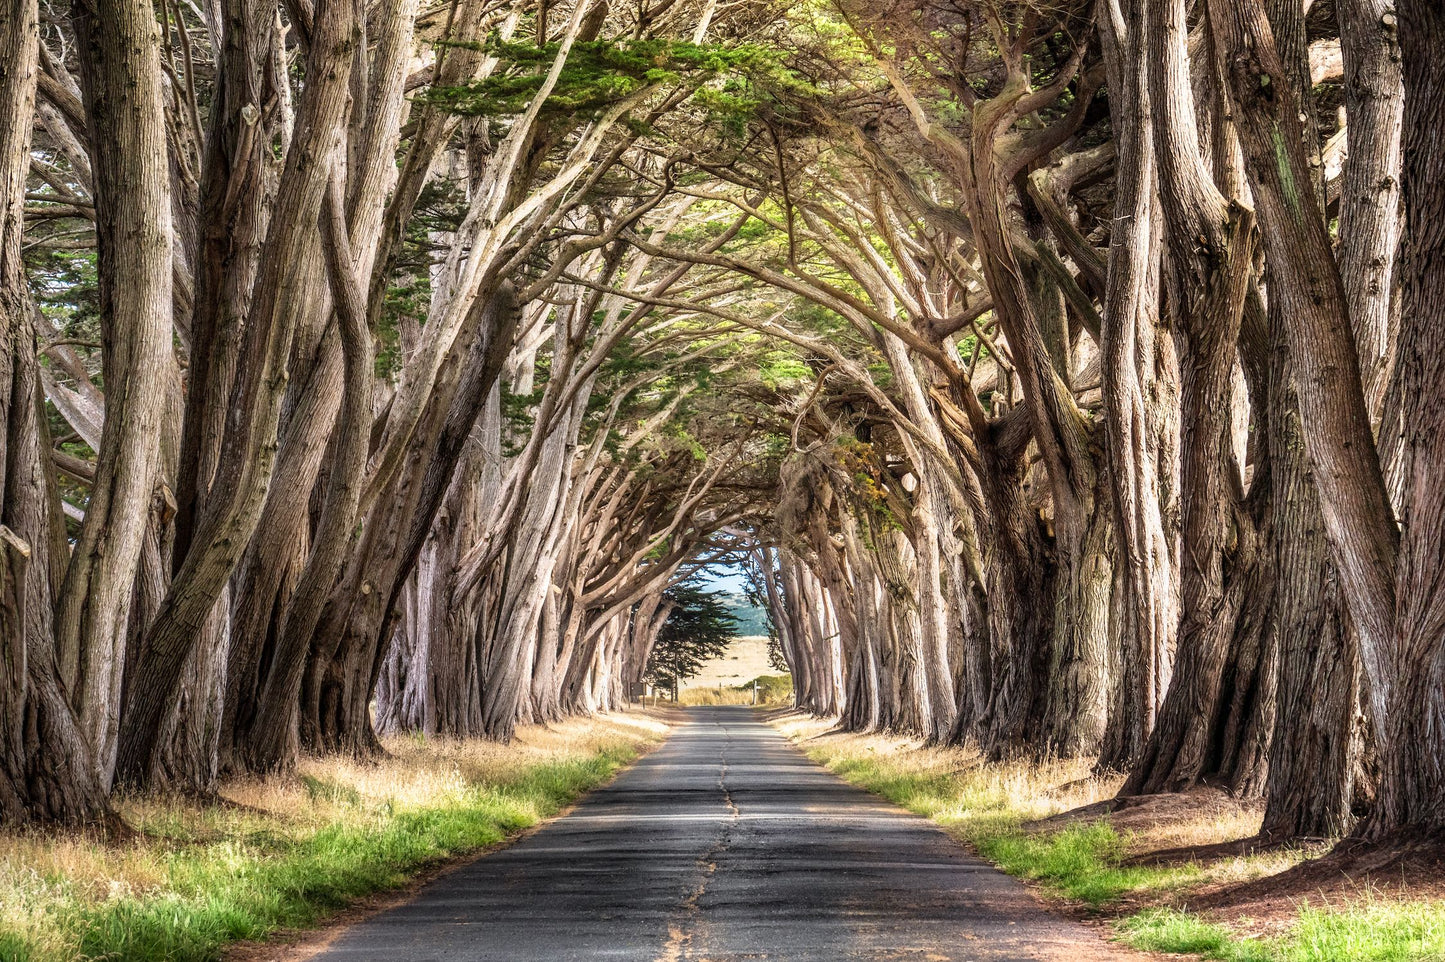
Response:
[[715, 592, 772, 638]]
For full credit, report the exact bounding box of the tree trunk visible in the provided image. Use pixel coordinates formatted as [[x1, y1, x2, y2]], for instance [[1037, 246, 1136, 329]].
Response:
[[1335, 0, 1403, 424], [115, 0, 358, 789], [1096, 0, 1178, 772], [241, 176, 374, 772], [303, 280, 517, 751], [0, 3, 109, 822], [221, 340, 337, 767], [976, 450, 1053, 758], [1123, 0, 1267, 796], [1205, 0, 1399, 754], [59, 0, 175, 787], [1043, 489, 1115, 757], [1260, 369, 1357, 838], [1364, 0, 1445, 839], [1256, 0, 1360, 842], [175, 0, 281, 563]]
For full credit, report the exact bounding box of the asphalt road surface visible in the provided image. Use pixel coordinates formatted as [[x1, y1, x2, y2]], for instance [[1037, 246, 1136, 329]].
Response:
[[311, 706, 1133, 961]]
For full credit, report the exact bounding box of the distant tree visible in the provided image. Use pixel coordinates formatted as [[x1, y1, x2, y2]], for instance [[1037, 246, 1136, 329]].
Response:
[[645, 583, 737, 699]]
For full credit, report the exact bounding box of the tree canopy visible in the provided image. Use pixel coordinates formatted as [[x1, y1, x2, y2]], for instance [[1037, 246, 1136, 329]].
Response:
[[2, 0, 1444, 870]]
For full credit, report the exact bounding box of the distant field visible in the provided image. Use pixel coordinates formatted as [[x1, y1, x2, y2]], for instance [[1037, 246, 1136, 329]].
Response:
[[681, 635, 776, 692]]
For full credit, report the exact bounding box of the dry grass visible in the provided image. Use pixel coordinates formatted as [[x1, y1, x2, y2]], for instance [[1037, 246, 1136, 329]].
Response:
[[774, 713, 1117, 817], [678, 686, 760, 706], [227, 709, 671, 815], [0, 711, 670, 962], [677, 676, 792, 707], [773, 714, 1303, 893], [772, 713, 1445, 960]]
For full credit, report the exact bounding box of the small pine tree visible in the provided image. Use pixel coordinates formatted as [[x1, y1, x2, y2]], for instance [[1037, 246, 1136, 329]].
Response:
[[645, 582, 737, 699]]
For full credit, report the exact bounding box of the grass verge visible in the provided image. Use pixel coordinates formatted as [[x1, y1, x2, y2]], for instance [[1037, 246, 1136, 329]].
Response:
[[0, 712, 669, 962], [772, 714, 1445, 962]]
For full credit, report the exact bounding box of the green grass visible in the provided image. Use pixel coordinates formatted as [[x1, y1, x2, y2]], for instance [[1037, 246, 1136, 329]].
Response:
[[1121, 903, 1445, 961], [1120, 909, 1265, 959], [810, 750, 1195, 906], [792, 730, 1445, 962], [0, 747, 637, 962], [978, 821, 1203, 905]]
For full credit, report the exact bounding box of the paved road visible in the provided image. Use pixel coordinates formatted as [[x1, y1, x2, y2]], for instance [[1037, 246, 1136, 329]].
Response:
[[311, 706, 1130, 961]]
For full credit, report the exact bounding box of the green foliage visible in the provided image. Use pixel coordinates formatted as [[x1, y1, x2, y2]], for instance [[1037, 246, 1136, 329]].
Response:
[[0, 932, 32, 962], [376, 179, 469, 380], [1285, 901, 1445, 961], [577, 323, 768, 459], [1120, 911, 1263, 960], [376, 279, 423, 379], [785, 301, 860, 346], [420, 36, 793, 129], [758, 350, 813, 390], [832, 437, 903, 534], [500, 383, 546, 456], [734, 674, 793, 705], [645, 580, 738, 694], [28, 248, 99, 335]]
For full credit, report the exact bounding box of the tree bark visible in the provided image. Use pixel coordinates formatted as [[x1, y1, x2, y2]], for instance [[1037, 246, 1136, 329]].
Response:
[[1095, 0, 1178, 772], [241, 174, 375, 772], [1335, 0, 1403, 424], [58, 0, 176, 786], [1365, 0, 1445, 839], [1123, 0, 1266, 796], [0, 0, 109, 823], [1205, 0, 1399, 753], [1256, 0, 1360, 842], [302, 282, 518, 751], [115, 0, 358, 788], [1260, 351, 1357, 838], [175, 0, 281, 563]]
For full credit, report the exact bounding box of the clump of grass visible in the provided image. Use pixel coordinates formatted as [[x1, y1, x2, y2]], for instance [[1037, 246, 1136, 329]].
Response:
[[1119, 909, 1267, 960], [979, 822, 1203, 905], [0, 712, 668, 962], [1288, 899, 1445, 961]]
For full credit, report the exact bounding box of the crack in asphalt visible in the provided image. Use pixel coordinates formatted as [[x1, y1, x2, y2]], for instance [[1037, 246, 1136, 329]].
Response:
[[308, 707, 1137, 962], [653, 717, 743, 961]]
